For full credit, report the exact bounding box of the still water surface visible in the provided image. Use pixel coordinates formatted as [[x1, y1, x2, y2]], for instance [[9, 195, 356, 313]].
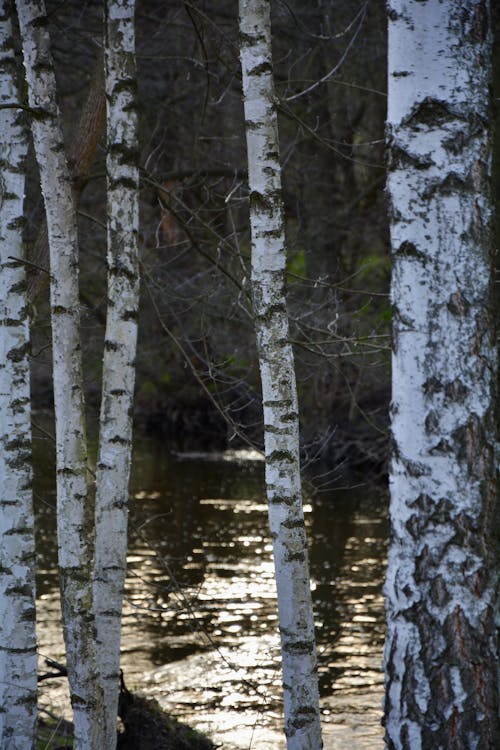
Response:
[[35, 435, 388, 749]]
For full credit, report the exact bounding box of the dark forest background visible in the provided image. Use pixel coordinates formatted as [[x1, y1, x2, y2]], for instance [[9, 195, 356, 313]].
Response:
[[24, 0, 500, 478]]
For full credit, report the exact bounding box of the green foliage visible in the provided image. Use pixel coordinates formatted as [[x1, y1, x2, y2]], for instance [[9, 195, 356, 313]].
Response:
[[356, 253, 390, 286], [223, 353, 250, 372], [138, 380, 157, 396], [286, 249, 307, 280], [36, 716, 73, 748]]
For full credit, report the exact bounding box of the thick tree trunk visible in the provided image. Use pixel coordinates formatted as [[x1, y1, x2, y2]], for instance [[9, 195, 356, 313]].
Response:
[[15, 2, 103, 747], [384, 1, 499, 748], [238, 2, 323, 748], [0, 3, 37, 746], [93, 2, 139, 747]]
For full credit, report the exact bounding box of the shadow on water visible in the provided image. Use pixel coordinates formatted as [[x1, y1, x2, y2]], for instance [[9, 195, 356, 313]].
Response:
[[34, 431, 388, 749]]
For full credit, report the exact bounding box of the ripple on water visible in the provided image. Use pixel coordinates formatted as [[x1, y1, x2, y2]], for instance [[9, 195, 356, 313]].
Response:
[[35, 445, 388, 749]]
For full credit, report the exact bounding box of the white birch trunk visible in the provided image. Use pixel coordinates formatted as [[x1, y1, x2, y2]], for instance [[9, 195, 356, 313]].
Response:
[[0, 4, 37, 746], [15, 2, 103, 746], [385, 1, 499, 747], [239, 2, 323, 747], [93, 1, 139, 747]]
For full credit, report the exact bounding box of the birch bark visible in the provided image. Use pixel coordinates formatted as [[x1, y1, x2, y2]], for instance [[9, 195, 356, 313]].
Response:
[[93, 1, 139, 747], [385, 1, 499, 747], [239, 1, 323, 747], [15, 1, 103, 746], [0, 4, 37, 746]]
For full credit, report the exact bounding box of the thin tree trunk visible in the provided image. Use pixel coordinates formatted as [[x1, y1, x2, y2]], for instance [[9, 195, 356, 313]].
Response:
[[384, 1, 499, 748], [238, 2, 323, 747], [93, 1, 139, 747], [0, 3, 37, 746], [15, 2, 103, 747], [27, 49, 106, 305]]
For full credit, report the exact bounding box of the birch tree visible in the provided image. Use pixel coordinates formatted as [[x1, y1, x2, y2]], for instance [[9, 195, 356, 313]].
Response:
[[384, 1, 499, 747], [0, 4, 37, 746], [15, 1, 103, 746], [239, 1, 323, 747], [93, 1, 139, 747]]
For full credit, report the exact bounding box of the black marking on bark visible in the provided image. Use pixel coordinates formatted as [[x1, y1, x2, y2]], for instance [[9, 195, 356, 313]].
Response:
[[111, 77, 137, 97], [263, 399, 293, 409], [444, 378, 469, 403], [429, 438, 453, 455], [1, 190, 22, 202], [424, 410, 440, 434], [423, 377, 443, 396], [108, 259, 138, 282], [109, 435, 129, 445], [239, 31, 266, 47], [249, 189, 281, 215], [405, 97, 461, 129], [267, 449, 294, 463], [21, 606, 36, 622], [244, 119, 260, 132], [256, 302, 286, 320], [282, 518, 305, 530], [264, 424, 292, 435], [6, 451, 31, 470], [57, 466, 78, 477], [108, 176, 138, 191], [399, 457, 431, 478], [7, 342, 29, 362], [282, 639, 315, 655], [389, 144, 433, 171], [394, 241, 427, 261], [8, 279, 28, 296], [6, 583, 32, 597], [391, 305, 416, 329], [285, 550, 305, 562], [261, 227, 283, 239], [447, 289, 470, 316], [4, 435, 30, 452], [31, 14, 49, 29], [121, 309, 139, 321], [6, 215, 26, 231], [0, 644, 35, 656], [269, 495, 295, 506], [249, 61, 272, 77], [289, 709, 319, 731], [104, 339, 120, 352]]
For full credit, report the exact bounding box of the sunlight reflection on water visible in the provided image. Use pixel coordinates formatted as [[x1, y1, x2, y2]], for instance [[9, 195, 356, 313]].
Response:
[[35, 437, 387, 749]]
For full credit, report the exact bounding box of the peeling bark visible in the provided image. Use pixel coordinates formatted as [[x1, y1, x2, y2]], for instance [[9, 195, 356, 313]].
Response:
[[0, 3, 37, 746], [239, 1, 323, 748], [384, 1, 499, 748], [93, 2, 139, 748]]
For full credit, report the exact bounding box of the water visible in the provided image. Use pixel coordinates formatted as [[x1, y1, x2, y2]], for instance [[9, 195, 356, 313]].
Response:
[[34, 433, 388, 749]]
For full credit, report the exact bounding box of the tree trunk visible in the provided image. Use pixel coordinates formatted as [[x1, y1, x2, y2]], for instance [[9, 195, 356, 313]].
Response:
[[238, 1, 323, 747], [384, 1, 499, 748], [0, 3, 37, 746], [93, 1, 139, 747], [15, 2, 103, 746], [27, 50, 106, 305]]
